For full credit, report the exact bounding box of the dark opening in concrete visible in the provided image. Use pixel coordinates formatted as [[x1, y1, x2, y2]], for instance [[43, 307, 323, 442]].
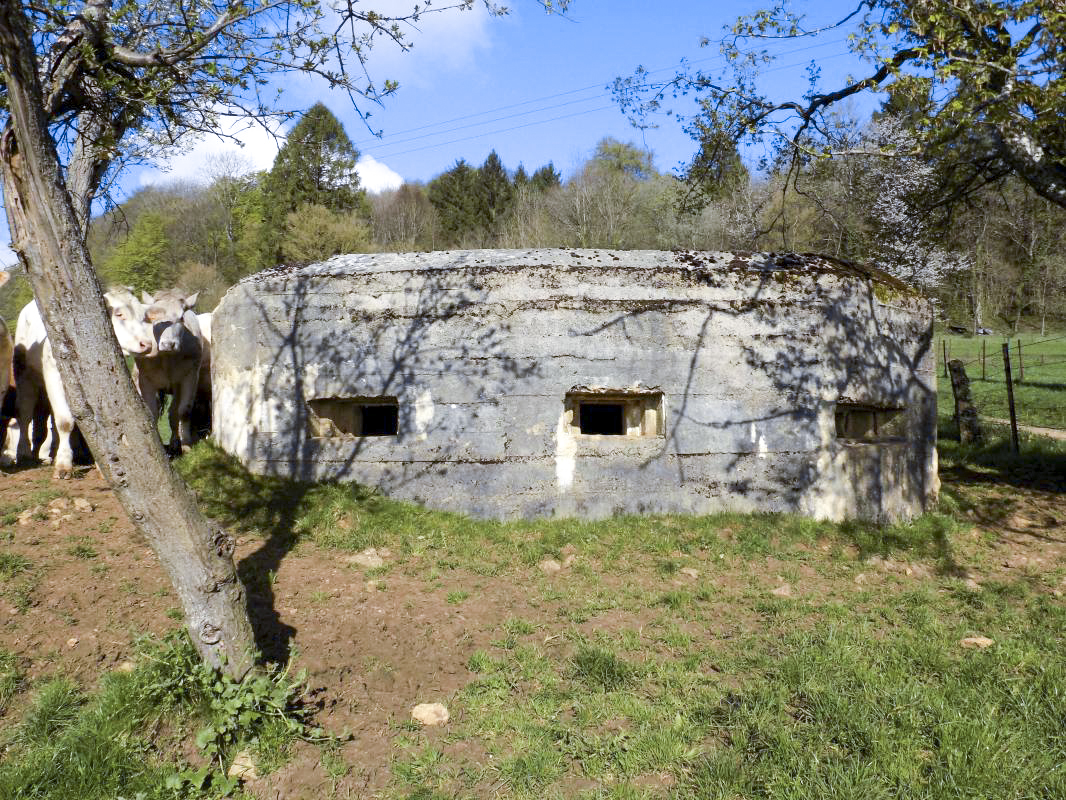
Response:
[[835, 402, 905, 442], [580, 403, 625, 435], [308, 397, 399, 437], [566, 390, 664, 437]]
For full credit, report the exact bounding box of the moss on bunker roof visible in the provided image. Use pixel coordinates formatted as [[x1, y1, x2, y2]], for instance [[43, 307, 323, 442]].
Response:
[[245, 248, 919, 295]]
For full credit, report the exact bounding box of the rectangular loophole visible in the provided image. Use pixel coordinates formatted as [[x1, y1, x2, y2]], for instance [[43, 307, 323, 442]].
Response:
[[566, 391, 663, 437], [835, 402, 905, 442], [580, 403, 625, 435], [308, 397, 399, 437]]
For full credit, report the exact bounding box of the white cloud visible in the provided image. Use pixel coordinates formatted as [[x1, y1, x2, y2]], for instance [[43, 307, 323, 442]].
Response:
[[353, 1, 494, 87], [357, 155, 404, 193], [136, 114, 288, 187]]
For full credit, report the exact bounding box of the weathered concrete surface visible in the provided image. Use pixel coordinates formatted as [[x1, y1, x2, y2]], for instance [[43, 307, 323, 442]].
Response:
[[213, 249, 937, 521]]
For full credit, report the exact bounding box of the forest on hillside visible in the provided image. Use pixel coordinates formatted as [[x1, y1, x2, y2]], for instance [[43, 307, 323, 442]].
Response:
[[3, 101, 1062, 335]]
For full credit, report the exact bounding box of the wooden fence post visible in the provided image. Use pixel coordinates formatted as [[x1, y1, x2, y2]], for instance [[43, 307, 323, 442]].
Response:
[[1002, 343, 1020, 454], [948, 359, 983, 444]]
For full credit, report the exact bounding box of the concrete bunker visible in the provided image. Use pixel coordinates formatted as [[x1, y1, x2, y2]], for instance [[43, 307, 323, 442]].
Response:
[[213, 249, 937, 522]]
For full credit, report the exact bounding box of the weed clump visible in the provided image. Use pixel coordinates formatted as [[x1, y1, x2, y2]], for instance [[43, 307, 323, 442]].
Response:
[[0, 631, 324, 798], [571, 643, 636, 691]]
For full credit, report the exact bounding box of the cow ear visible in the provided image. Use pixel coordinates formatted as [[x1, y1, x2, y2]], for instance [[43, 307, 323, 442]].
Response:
[[141, 291, 154, 304], [184, 291, 199, 309]]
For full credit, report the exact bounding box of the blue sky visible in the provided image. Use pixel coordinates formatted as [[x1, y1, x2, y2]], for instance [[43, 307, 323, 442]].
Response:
[[2, 0, 873, 267]]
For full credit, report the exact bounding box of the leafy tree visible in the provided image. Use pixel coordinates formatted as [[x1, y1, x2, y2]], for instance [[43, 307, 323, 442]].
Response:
[[616, 1, 1066, 212], [99, 212, 172, 294], [281, 204, 372, 263], [370, 182, 439, 251], [0, 0, 568, 677]]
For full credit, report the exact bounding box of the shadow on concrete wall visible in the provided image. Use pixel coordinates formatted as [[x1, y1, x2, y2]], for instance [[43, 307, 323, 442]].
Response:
[[569, 252, 935, 519], [225, 263, 538, 661]]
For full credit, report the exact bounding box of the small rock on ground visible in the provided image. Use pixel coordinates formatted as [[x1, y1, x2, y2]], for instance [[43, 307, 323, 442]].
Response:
[[679, 567, 700, 579], [346, 548, 385, 569], [770, 583, 793, 598], [960, 636, 994, 649], [227, 750, 258, 781], [538, 558, 562, 575], [411, 702, 449, 726]]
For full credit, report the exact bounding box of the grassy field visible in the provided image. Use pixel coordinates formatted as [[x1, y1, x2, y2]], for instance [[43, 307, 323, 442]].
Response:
[[937, 332, 1066, 430], [1, 434, 1064, 798]]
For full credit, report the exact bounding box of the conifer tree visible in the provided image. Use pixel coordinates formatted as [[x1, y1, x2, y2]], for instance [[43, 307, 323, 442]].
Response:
[[475, 150, 515, 237], [428, 159, 481, 244], [262, 103, 367, 223], [531, 162, 562, 192]]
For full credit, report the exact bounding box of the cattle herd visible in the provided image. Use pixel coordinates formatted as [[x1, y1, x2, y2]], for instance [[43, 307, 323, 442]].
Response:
[[0, 272, 213, 479]]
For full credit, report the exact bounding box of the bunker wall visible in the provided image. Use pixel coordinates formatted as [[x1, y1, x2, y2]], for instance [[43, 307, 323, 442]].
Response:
[[213, 250, 936, 521]]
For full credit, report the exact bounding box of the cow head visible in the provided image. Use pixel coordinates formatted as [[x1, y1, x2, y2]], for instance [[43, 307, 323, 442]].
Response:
[[156, 310, 203, 355], [104, 288, 155, 355]]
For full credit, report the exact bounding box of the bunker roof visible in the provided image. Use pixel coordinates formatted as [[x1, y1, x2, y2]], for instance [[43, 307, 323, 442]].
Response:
[[244, 249, 917, 295]]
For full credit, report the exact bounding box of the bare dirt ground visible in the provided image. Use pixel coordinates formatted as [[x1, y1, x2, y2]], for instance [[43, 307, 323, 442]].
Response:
[[1, 462, 1064, 797]]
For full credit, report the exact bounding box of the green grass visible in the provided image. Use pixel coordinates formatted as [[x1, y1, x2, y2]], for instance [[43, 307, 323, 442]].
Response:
[[0, 633, 316, 799], [5, 430, 1063, 798], [169, 439, 1066, 799], [0, 649, 24, 715], [176, 443, 966, 578], [938, 332, 1066, 429]]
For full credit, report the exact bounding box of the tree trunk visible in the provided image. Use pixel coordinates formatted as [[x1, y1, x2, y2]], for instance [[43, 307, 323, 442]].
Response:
[[0, 2, 255, 679]]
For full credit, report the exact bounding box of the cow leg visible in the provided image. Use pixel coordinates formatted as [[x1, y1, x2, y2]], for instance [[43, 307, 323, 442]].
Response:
[[33, 398, 51, 463], [41, 364, 74, 479], [175, 376, 199, 452], [14, 375, 38, 465]]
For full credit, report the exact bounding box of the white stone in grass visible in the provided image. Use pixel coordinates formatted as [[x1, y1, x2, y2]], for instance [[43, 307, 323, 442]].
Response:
[[227, 749, 258, 781], [72, 497, 93, 513], [770, 583, 793, 598], [346, 548, 385, 569], [679, 567, 700, 579], [960, 636, 994, 649], [411, 702, 449, 726], [538, 558, 562, 575], [115, 660, 136, 673]]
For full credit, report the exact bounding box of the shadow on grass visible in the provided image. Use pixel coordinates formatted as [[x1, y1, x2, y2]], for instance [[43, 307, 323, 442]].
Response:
[[837, 514, 967, 577], [176, 444, 307, 665], [938, 418, 1066, 495]]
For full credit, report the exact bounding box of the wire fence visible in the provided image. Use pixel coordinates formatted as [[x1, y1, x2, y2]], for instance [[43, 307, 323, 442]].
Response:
[[937, 333, 1066, 445]]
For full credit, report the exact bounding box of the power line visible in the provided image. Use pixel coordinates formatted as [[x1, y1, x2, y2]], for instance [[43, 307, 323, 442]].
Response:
[[363, 49, 857, 162], [353, 37, 852, 156], [353, 36, 852, 149]]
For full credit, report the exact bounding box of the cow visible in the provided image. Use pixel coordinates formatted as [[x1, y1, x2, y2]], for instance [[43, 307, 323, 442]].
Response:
[[133, 290, 207, 454], [13, 288, 155, 479], [0, 271, 14, 464], [190, 311, 213, 440]]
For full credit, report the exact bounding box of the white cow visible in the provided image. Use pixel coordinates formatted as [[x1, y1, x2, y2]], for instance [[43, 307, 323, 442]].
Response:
[[0, 271, 14, 465], [13, 289, 155, 478], [133, 291, 207, 453]]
